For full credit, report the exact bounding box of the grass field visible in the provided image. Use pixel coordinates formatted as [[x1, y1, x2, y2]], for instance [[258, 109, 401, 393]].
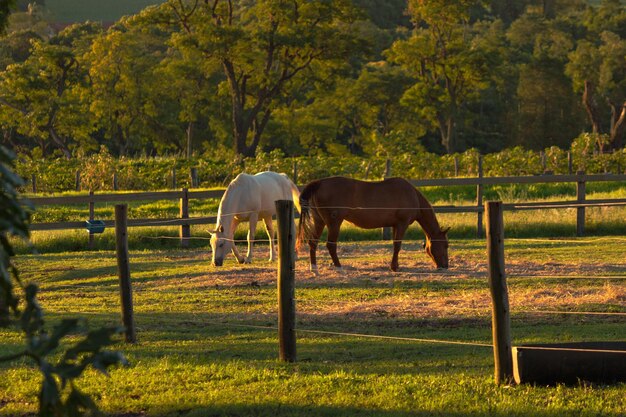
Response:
[[1, 237, 625, 416]]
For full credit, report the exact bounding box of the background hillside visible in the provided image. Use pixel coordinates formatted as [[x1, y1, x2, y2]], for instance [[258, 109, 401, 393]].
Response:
[[46, 0, 165, 23]]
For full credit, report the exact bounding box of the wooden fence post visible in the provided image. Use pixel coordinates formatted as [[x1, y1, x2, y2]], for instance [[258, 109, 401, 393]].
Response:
[[454, 156, 459, 177], [576, 171, 586, 237], [292, 160, 298, 185], [31, 174, 37, 194], [88, 190, 95, 250], [75, 170, 81, 191], [275, 199, 296, 363], [476, 155, 484, 238], [113, 172, 118, 191], [180, 188, 190, 248], [382, 159, 393, 240], [115, 204, 136, 343], [171, 168, 177, 190], [485, 201, 513, 385]]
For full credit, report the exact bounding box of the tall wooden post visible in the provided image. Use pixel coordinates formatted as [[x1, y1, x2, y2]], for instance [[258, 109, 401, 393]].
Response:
[[115, 204, 136, 343], [476, 155, 484, 238], [88, 190, 95, 250], [31, 174, 37, 194], [382, 159, 393, 240], [486, 201, 513, 385], [576, 171, 586, 237], [113, 172, 118, 191], [75, 170, 81, 191], [454, 156, 459, 177], [180, 188, 190, 248], [171, 168, 177, 190], [275, 200, 296, 362]]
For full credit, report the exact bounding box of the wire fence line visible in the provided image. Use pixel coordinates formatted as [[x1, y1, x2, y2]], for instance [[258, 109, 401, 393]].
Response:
[[199, 319, 494, 348]]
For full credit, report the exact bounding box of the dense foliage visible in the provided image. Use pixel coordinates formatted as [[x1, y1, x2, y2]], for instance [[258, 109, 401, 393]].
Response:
[[1, 1, 626, 161], [13, 140, 626, 193]]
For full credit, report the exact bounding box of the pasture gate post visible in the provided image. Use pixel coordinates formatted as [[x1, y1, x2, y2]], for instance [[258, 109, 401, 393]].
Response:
[[115, 204, 137, 343], [576, 171, 586, 237], [382, 159, 393, 240], [476, 155, 484, 238], [88, 190, 95, 250], [275, 199, 297, 362], [485, 201, 513, 385], [180, 188, 190, 248]]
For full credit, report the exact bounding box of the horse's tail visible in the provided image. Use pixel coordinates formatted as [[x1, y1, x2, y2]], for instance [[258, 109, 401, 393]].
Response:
[[296, 180, 321, 251]]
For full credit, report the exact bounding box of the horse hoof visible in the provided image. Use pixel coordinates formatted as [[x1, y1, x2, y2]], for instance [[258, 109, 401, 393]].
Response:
[[329, 264, 345, 275]]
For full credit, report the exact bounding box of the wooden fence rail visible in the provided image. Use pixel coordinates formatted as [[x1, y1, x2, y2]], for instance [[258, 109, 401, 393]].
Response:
[[26, 173, 626, 241]]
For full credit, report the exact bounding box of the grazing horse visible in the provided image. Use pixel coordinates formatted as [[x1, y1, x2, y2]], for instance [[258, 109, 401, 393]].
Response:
[[297, 176, 449, 273], [211, 171, 300, 266]]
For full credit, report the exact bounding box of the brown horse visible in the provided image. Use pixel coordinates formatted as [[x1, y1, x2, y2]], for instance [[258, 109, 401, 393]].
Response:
[[297, 176, 449, 273]]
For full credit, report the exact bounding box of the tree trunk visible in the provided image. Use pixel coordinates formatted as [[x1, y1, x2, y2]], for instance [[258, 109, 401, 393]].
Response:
[[186, 121, 194, 159], [610, 101, 626, 149], [583, 80, 601, 135], [48, 127, 72, 159]]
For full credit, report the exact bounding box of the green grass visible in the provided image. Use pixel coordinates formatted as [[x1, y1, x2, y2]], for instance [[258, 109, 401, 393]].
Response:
[[1, 239, 625, 416]]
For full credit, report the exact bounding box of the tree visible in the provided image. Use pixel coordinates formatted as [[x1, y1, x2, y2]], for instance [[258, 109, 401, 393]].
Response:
[[507, 11, 585, 150], [0, 0, 16, 33], [386, 0, 493, 153], [157, 34, 225, 158], [567, 3, 626, 150], [86, 17, 170, 156], [0, 22, 102, 158], [165, 0, 363, 157]]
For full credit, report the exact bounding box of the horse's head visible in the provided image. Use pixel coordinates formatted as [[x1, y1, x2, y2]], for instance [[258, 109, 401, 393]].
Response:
[[210, 225, 232, 267], [424, 227, 449, 269]]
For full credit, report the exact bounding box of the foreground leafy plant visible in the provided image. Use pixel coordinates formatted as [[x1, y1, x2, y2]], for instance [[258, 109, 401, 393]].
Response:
[[1, 145, 127, 416]]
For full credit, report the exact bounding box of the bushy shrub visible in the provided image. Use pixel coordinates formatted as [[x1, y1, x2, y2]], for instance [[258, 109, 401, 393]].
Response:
[[14, 142, 626, 193]]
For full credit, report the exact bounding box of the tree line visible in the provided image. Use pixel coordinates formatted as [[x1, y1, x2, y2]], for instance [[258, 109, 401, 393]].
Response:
[[1, 0, 625, 160]]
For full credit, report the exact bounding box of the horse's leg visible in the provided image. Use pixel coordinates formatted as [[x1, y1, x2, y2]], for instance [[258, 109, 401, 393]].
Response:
[[390, 222, 409, 272], [229, 219, 245, 263], [308, 215, 325, 275], [244, 212, 259, 263], [326, 220, 343, 270], [262, 215, 277, 261]]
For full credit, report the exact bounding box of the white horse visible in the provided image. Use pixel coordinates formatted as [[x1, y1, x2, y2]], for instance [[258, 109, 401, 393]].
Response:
[[210, 171, 300, 266]]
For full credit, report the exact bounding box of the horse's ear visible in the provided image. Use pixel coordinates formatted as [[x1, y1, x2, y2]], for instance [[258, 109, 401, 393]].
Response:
[[210, 225, 224, 235]]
